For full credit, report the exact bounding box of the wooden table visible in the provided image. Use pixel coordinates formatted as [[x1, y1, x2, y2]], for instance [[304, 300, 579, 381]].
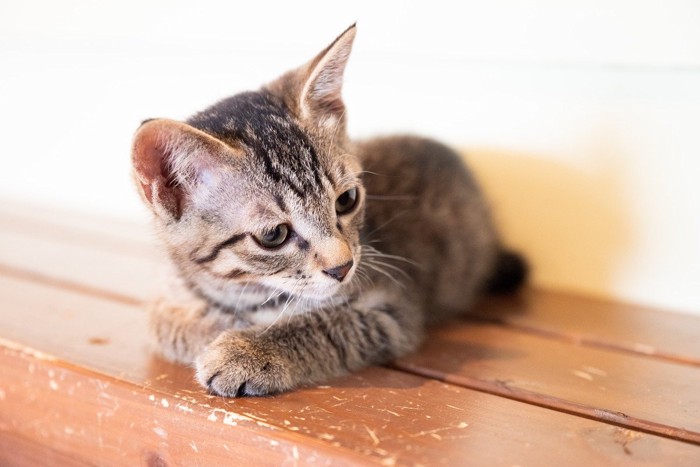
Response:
[[1, 202, 699, 466]]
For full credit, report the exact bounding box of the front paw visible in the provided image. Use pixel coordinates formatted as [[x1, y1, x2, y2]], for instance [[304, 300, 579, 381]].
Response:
[[195, 331, 292, 397]]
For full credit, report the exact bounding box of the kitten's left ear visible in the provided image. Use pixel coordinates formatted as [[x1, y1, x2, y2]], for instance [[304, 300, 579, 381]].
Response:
[[299, 24, 356, 123]]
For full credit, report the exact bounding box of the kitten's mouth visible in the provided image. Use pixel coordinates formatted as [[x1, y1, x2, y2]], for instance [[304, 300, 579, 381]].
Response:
[[295, 275, 355, 303]]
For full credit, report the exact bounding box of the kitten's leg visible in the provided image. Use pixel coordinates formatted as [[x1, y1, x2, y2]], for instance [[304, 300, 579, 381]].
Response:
[[149, 299, 244, 364], [195, 291, 424, 397]]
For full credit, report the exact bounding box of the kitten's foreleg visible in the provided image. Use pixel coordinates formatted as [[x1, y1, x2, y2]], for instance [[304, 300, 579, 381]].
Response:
[[149, 299, 241, 364], [195, 292, 424, 397]]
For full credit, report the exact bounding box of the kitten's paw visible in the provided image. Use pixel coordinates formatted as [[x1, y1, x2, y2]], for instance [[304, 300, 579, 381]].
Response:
[[195, 331, 292, 397]]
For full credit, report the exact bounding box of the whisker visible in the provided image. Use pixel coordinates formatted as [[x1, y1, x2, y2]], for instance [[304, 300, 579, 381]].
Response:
[[352, 268, 374, 293], [233, 282, 252, 312], [363, 246, 419, 266], [364, 258, 411, 281], [365, 210, 408, 238], [363, 262, 406, 290], [261, 287, 286, 306], [365, 194, 417, 201], [257, 278, 302, 336]]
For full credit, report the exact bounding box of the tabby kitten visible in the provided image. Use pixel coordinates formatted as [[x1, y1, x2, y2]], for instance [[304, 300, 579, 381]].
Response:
[[131, 25, 526, 397]]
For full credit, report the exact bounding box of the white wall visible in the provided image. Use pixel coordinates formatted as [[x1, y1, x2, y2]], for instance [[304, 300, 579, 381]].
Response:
[[1, 1, 699, 314]]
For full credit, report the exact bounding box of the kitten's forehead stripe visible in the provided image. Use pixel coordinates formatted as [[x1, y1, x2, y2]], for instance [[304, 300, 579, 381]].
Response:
[[273, 194, 287, 213], [188, 91, 325, 200], [194, 233, 247, 264]]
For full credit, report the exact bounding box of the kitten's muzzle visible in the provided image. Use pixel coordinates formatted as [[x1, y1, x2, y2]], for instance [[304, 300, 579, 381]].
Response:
[[323, 260, 354, 282]]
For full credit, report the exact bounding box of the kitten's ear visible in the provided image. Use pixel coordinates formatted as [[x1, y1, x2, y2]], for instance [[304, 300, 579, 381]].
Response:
[[131, 119, 231, 220], [299, 24, 356, 122]]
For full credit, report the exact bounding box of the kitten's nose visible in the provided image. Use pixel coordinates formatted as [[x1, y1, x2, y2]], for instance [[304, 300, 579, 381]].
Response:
[[323, 260, 354, 282]]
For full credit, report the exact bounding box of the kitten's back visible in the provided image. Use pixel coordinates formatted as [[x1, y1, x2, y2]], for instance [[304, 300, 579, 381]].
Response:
[[355, 136, 511, 322]]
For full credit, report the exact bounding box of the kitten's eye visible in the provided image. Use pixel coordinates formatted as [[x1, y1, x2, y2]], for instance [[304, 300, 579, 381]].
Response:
[[256, 224, 289, 249], [335, 187, 358, 214]]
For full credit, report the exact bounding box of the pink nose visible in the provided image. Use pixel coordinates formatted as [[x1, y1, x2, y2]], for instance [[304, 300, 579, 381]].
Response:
[[323, 260, 354, 282]]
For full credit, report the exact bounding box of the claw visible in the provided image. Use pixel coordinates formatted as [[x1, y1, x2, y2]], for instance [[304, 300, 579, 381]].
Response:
[[235, 381, 248, 397], [206, 370, 221, 391]]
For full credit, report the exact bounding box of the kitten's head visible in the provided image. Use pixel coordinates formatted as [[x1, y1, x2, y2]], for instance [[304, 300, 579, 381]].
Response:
[[132, 26, 363, 307]]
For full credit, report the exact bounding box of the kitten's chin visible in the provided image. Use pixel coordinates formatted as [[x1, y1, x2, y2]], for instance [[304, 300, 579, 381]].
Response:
[[297, 280, 353, 305]]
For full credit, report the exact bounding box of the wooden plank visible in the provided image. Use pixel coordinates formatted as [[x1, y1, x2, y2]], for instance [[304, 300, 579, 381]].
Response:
[[0, 199, 154, 247], [394, 320, 700, 444], [477, 289, 700, 366], [6, 348, 700, 467], [2, 275, 699, 465], [3, 201, 700, 368], [0, 345, 366, 466], [0, 431, 87, 467], [0, 205, 159, 303], [5, 235, 697, 444]]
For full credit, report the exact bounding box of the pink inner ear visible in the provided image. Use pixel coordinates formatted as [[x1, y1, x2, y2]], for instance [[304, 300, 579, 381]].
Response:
[[133, 124, 183, 219]]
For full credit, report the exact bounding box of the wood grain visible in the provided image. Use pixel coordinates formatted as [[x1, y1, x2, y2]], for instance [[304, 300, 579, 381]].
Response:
[[0, 209, 159, 303], [3, 323, 699, 466], [477, 289, 700, 366], [395, 319, 700, 444]]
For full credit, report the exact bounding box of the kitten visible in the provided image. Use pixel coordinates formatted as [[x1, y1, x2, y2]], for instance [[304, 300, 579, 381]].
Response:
[[131, 25, 526, 397]]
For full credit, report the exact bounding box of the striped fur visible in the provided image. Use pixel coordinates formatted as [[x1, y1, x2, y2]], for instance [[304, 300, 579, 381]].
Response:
[[132, 25, 526, 397]]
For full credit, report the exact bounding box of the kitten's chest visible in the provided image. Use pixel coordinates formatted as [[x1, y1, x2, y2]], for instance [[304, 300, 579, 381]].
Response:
[[246, 307, 290, 327], [234, 291, 352, 327]]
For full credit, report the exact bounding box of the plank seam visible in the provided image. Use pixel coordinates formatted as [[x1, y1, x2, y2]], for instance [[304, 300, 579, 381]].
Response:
[[390, 361, 700, 447]]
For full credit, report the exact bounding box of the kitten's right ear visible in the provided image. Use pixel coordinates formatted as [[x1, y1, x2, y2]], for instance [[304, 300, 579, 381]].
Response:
[[298, 24, 357, 123], [131, 119, 231, 220]]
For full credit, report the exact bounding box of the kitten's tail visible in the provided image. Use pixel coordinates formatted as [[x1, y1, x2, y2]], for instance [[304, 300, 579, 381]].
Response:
[[485, 249, 529, 294]]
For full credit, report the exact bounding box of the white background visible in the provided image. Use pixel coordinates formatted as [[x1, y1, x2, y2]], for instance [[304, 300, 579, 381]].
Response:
[[1, 1, 699, 315]]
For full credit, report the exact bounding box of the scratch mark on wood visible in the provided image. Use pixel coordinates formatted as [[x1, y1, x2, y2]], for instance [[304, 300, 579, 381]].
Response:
[[222, 413, 238, 426], [572, 370, 594, 381], [241, 412, 268, 423], [364, 424, 380, 445], [613, 427, 642, 455], [408, 423, 468, 439], [582, 366, 608, 377], [177, 403, 193, 413]]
